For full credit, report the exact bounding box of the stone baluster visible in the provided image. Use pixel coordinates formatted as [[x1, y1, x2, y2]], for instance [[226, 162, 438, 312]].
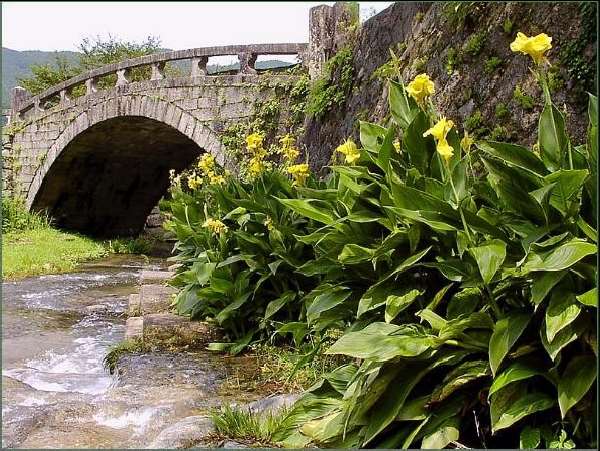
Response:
[[33, 98, 44, 114], [59, 89, 71, 104], [190, 56, 208, 76], [150, 62, 165, 81], [238, 52, 258, 74], [116, 69, 130, 87], [85, 77, 98, 95], [10, 86, 28, 121]]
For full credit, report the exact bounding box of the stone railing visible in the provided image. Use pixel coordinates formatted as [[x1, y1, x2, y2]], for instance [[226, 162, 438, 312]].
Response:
[[11, 42, 307, 117]]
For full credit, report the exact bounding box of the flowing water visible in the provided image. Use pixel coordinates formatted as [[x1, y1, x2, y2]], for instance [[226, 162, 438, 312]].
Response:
[[2, 255, 260, 448]]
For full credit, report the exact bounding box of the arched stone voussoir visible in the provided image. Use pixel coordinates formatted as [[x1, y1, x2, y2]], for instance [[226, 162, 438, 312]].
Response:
[[25, 94, 225, 209]]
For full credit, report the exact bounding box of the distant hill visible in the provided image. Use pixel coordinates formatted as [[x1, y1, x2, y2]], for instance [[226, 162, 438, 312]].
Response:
[[2, 47, 296, 107]]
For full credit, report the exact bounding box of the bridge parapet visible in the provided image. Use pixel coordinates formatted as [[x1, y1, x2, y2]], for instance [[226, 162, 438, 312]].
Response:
[[11, 43, 308, 120]]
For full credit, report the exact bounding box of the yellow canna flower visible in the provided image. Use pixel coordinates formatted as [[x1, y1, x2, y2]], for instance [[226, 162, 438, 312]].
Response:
[[393, 139, 401, 153], [423, 117, 455, 162], [198, 154, 216, 175], [279, 134, 295, 149], [203, 218, 228, 235], [460, 131, 474, 153], [247, 156, 266, 178], [510, 32, 552, 65], [187, 172, 203, 190], [246, 132, 264, 152], [406, 73, 435, 104], [287, 163, 310, 186], [335, 138, 361, 164], [436, 138, 454, 162]]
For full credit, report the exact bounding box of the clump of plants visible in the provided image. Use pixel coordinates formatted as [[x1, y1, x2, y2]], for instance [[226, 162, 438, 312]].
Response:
[[514, 84, 536, 110], [164, 30, 597, 449], [306, 47, 354, 118]]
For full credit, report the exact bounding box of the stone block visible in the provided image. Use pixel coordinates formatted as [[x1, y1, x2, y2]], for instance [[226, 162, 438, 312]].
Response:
[[138, 283, 177, 314], [140, 270, 175, 284]]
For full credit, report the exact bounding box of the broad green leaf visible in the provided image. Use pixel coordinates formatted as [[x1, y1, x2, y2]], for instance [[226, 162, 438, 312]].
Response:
[[359, 121, 387, 152], [431, 360, 490, 403], [277, 198, 336, 224], [326, 322, 434, 362], [545, 291, 581, 342], [420, 417, 460, 449], [531, 271, 566, 305], [264, 291, 296, 319], [395, 395, 429, 421], [520, 426, 541, 449], [389, 79, 417, 129], [362, 361, 430, 445], [490, 382, 555, 433], [385, 289, 421, 322], [539, 102, 569, 171], [404, 111, 435, 174], [541, 317, 586, 361], [522, 239, 596, 273], [576, 287, 597, 307], [477, 141, 549, 176], [469, 239, 507, 284], [277, 322, 308, 346], [447, 288, 480, 319], [489, 313, 530, 376], [488, 362, 544, 398], [307, 286, 351, 324], [194, 261, 217, 285], [338, 244, 375, 264], [544, 169, 589, 216], [558, 354, 597, 418]]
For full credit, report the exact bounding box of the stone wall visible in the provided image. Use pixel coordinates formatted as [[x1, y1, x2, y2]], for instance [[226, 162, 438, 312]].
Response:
[[301, 1, 597, 169]]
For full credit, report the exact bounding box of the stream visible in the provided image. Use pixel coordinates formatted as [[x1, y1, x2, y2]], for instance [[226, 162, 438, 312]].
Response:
[[2, 255, 260, 448]]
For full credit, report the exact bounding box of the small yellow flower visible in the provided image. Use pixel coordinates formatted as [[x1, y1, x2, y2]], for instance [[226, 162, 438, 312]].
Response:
[[264, 216, 274, 231], [335, 138, 361, 164], [246, 132, 264, 152], [198, 154, 216, 174], [460, 131, 474, 153], [406, 73, 435, 104], [510, 32, 552, 65], [533, 141, 540, 156], [187, 173, 203, 190], [203, 218, 228, 234], [424, 117, 455, 162], [393, 139, 401, 153], [279, 134, 295, 149], [287, 163, 310, 186], [247, 156, 265, 178]]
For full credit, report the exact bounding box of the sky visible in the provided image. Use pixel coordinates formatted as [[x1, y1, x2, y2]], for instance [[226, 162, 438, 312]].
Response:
[[2, 2, 394, 53]]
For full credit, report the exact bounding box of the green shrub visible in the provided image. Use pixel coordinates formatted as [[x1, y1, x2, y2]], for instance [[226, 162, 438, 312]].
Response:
[[514, 84, 536, 110], [464, 31, 486, 57], [166, 41, 598, 449], [495, 102, 510, 119], [484, 56, 503, 75], [306, 47, 354, 118], [1, 197, 50, 233]]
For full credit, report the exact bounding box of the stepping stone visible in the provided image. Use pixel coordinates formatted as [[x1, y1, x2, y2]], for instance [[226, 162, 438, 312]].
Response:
[[143, 313, 221, 346], [128, 294, 141, 316], [138, 284, 177, 314], [139, 270, 174, 284], [125, 317, 143, 340]]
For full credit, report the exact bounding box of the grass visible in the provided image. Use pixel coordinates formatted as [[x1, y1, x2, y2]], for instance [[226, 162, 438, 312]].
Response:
[[2, 228, 108, 280], [218, 342, 347, 396], [2, 198, 161, 280], [208, 404, 291, 447], [103, 338, 146, 374]]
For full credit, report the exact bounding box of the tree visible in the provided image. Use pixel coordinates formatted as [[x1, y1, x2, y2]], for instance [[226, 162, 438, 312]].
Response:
[[17, 35, 171, 100]]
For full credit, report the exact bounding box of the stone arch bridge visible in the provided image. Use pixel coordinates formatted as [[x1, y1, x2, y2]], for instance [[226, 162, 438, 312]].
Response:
[[2, 43, 308, 236]]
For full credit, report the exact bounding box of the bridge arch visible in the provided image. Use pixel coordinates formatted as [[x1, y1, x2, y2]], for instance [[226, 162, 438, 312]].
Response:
[[27, 94, 225, 236]]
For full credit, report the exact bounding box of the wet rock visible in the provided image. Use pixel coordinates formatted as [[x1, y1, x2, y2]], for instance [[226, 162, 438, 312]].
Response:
[[143, 313, 222, 347], [125, 317, 143, 339], [85, 304, 110, 314], [147, 415, 214, 448], [138, 284, 177, 314], [140, 270, 175, 284], [221, 440, 249, 448], [128, 294, 141, 316], [246, 393, 300, 414]]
